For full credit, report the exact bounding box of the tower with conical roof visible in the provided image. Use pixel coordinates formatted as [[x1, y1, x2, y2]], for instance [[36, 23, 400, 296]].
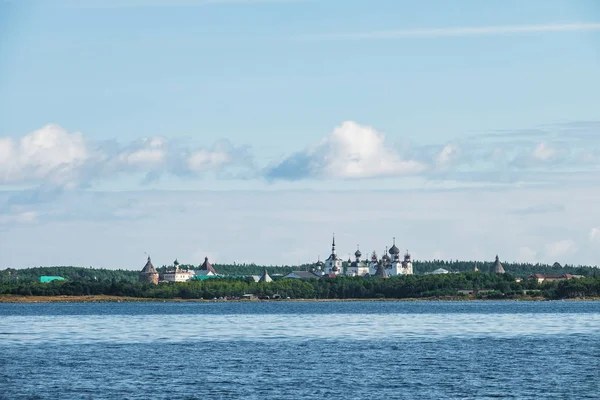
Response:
[[374, 261, 389, 279], [258, 268, 272, 283], [199, 256, 217, 275], [139, 256, 159, 285], [492, 255, 505, 274]]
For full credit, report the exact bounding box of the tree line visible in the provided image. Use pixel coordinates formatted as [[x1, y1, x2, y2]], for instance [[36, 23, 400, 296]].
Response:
[[1, 272, 599, 300], [2, 259, 597, 284]]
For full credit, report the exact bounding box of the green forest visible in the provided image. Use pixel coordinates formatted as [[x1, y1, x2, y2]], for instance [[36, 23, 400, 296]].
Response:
[[1, 259, 599, 300], [1, 259, 597, 284], [1, 271, 599, 300]]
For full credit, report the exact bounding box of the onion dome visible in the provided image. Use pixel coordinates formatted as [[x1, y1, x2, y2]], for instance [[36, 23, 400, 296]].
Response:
[[355, 246, 362, 258], [371, 251, 378, 262], [174, 259, 179, 266], [493, 255, 505, 274], [389, 237, 400, 255], [382, 248, 390, 262]]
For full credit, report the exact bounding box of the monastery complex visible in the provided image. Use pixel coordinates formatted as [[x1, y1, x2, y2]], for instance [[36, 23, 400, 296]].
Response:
[[138, 235, 415, 284]]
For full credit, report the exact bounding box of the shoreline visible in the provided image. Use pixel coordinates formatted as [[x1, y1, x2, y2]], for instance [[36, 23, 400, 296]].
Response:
[[1, 295, 598, 303]]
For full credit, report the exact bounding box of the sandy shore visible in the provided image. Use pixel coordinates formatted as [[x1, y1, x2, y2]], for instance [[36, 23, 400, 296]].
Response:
[[0, 294, 577, 303]]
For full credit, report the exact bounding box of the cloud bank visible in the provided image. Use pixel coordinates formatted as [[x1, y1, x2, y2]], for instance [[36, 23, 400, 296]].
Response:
[[1, 120, 599, 190], [0, 124, 252, 188], [308, 23, 600, 41]]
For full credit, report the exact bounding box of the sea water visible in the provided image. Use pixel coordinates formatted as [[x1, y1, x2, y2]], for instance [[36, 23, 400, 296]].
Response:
[[1, 301, 599, 399]]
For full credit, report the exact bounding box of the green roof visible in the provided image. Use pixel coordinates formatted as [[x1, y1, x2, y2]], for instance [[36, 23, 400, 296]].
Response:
[[191, 275, 250, 281], [192, 275, 223, 281], [40, 276, 66, 283]]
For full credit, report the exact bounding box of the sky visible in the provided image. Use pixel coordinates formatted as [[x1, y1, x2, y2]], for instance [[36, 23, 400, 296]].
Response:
[[1, 0, 600, 269]]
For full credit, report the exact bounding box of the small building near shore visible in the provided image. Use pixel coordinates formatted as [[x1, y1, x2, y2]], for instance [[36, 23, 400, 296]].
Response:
[[428, 268, 450, 275], [194, 257, 217, 277], [40, 276, 66, 283], [161, 259, 193, 282], [283, 271, 320, 280], [529, 274, 579, 284]]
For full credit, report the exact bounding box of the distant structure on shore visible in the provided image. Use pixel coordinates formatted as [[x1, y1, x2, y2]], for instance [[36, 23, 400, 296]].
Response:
[[492, 255, 505, 274], [138, 256, 217, 284], [196, 257, 217, 277], [258, 269, 272, 283], [139, 256, 159, 284], [313, 236, 413, 278], [138, 247, 512, 285], [162, 259, 193, 282]]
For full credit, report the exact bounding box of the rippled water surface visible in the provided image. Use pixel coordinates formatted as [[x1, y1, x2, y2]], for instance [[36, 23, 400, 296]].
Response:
[[1, 301, 599, 399]]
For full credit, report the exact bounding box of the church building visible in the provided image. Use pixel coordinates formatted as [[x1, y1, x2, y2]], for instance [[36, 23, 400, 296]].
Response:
[[323, 235, 343, 275], [317, 236, 413, 277]]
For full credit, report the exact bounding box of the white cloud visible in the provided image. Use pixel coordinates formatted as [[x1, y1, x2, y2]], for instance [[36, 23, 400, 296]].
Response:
[[436, 144, 460, 166], [118, 137, 166, 166], [590, 228, 600, 243], [532, 142, 555, 161], [545, 239, 578, 258], [267, 121, 426, 180], [517, 246, 537, 263], [119, 149, 165, 165], [187, 150, 231, 172], [0, 210, 38, 225], [0, 124, 89, 185], [0, 124, 250, 188], [323, 121, 426, 178]]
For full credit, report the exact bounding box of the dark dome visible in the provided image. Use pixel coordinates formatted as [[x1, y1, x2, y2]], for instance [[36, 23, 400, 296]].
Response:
[[332, 265, 339, 272], [382, 253, 390, 261], [389, 244, 400, 255], [355, 249, 362, 258]]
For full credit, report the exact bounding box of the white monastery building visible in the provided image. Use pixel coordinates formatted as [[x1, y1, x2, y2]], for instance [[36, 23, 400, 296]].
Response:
[[161, 259, 194, 282], [314, 236, 413, 277]]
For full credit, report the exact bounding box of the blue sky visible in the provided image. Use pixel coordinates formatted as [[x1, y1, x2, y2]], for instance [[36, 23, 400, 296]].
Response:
[[1, 0, 600, 269]]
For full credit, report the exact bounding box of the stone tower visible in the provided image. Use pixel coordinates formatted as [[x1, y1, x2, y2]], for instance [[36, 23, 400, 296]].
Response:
[[492, 255, 505, 274], [139, 256, 159, 284]]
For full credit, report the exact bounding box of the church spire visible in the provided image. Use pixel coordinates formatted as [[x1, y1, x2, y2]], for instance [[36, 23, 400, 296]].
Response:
[[331, 233, 336, 255]]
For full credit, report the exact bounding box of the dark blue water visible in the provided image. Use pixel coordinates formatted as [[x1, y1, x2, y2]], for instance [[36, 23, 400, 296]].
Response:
[[1, 301, 599, 399]]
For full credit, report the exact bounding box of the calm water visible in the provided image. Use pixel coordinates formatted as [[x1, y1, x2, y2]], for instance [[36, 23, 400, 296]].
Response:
[[1, 301, 599, 400]]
